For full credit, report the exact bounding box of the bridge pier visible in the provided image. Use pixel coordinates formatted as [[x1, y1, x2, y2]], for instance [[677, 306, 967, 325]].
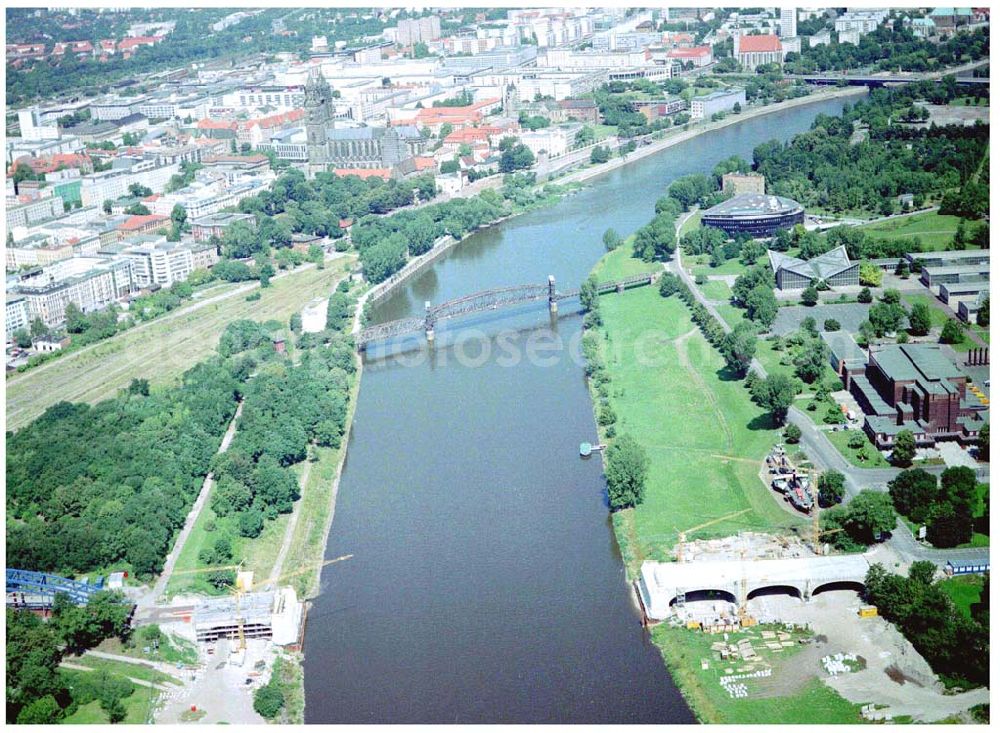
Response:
[[425, 301, 435, 344], [548, 275, 558, 313]]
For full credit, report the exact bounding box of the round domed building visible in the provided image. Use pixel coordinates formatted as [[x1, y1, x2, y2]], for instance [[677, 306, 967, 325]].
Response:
[[701, 193, 804, 238]]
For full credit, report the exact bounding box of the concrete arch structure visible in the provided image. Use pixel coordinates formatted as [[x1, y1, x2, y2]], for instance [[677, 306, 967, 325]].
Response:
[[669, 589, 737, 606], [637, 554, 872, 621], [811, 579, 865, 597], [746, 584, 803, 601]]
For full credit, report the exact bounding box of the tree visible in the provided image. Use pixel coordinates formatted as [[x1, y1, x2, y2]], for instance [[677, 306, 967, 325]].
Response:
[[794, 338, 829, 383], [590, 145, 611, 164], [13, 328, 32, 348], [658, 273, 682, 297], [751, 373, 798, 423], [16, 694, 62, 724], [170, 203, 187, 231], [254, 677, 285, 719], [908, 301, 931, 336], [842, 490, 896, 545], [720, 321, 758, 375], [604, 433, 649, 510], [289, 313, 302, 333], [977, 422, 989, 460], [29, 316, 47, 339], [824, 318, 841, 332], [602, 228, 621, 251], [800, 284, 819, 306], [102, 199, 113, 214], [745, 284, 778, 328], [499, 143, 535, 172], [891, 429, 916, 467], [784, 423, 801, 444], [579, 275, 599, 313], [940, 466, 978, 515], [888, 468, 939, 524], [869, 301, 906, 336], [127, 378, 150, 396], [926, 502, 973, 548], [976, 296, 989, 327], [64, 302, 88, 333], [818, 471, 846, 507], [858, 287, 873, 304], [939, 319, 964, 345]]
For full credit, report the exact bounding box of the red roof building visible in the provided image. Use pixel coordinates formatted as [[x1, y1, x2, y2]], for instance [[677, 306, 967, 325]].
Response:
[[666, 45, 713, 67], [734, 33, 783, 70], [117, 214, 171, 239]]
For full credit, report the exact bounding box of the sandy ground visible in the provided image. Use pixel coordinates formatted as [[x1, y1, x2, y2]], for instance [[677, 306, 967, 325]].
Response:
[[154, 638, 271, 725], [746, 590, 989, 722]]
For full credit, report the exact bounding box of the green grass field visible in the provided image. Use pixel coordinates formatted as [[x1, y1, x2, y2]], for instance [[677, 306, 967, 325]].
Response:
[[6, 258, 357, 432], [594, 287, 805, 575], [60, 655, 182, 725], [860, 211, 964, 251], [824, 429, 892, 468], [903, 293, 951, 330], [938, 575, 984, 619], [591, 243, 661, 282], [651, 624, 862, 724], [679, 210, 704, 238], [700, 280, 733, 302]]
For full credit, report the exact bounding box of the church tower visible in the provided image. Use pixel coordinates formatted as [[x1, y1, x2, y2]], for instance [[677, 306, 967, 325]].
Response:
[[305, 68, 333, 175]]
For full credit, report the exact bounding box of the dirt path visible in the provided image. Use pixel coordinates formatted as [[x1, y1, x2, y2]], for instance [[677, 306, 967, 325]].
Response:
[[147, 401, 244, 606], [674, 327, 735, 452], [59, 662, 174, 691], [267, 461, 314, 584]]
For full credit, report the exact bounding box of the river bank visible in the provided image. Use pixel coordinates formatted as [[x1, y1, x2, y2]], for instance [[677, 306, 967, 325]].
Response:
[[300, 92, 864, 724], [550, 86, 868, 188]]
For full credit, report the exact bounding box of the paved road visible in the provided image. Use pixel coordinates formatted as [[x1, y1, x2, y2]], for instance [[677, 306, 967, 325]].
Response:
[[147, 401, 244, 607]]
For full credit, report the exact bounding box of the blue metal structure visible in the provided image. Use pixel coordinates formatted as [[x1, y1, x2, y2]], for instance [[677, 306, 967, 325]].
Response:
[[6, 568, 106, 608]]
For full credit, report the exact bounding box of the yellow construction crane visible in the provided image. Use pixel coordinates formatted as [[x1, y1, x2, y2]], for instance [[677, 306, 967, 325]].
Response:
[[223, 555, 353, 650], [675, 509, 752, 563]]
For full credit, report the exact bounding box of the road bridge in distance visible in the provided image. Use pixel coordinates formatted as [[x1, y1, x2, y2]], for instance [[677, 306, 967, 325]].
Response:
[[356, 271, 660, 350], [637, 555, 871, 621]]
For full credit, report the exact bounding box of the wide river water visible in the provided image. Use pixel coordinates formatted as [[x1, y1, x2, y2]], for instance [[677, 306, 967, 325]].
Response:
[[303, 95, 860, 723]]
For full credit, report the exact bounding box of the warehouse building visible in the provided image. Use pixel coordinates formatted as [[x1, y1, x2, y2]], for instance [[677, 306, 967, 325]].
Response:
[[767, 245, 858, 290], [689, 88, 746, 120], [921, 264, 991, 288], [703, 192, 804, 238]]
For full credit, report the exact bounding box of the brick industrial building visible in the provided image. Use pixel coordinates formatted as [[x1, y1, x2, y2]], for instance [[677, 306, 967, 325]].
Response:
[[825, 334, 988, 448]]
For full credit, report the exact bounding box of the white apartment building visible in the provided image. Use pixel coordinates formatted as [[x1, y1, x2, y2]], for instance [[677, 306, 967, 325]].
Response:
[[90, 95, 149, 121], [690, 88, 746, 120], [150, 178, 270, 220], [79, 162, 179, 208], [226, 86, 306, 111], [518, 125, 578, 157], [780, 7, 798, 38], [834, 10, 889, 36], [6, 194, 65, 230], [17, 109, 60, 141], [122, 239, 194, 288], [14, 257, 135, 326], [838, 29, 861, 45], [6, 293, 30, 336], [396, 15, 442, 46], [809, 30, 832, 47]]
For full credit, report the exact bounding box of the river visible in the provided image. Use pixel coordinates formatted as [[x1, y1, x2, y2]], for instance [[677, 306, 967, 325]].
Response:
[[303, 95, 860, 724]]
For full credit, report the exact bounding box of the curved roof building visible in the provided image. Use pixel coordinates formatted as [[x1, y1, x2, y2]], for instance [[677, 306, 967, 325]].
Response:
[[702, 192, 804, 237], [768, 245, 859, 290]]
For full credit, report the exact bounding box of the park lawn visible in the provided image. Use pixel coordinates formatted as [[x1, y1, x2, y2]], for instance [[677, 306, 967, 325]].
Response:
[[595, 286, 804, 576], [699, 280, 732, 302], [61, 693, 154, 725], [591, 242, 661, 282], [824, 429, 892, 468], [948, 96, 989, 106], [938, 575, 984, 619], [650, 624, 862, 724], [903, 294, 950, 329], [693, 257, 751, 279], [716, 304, 746, 331], [860, 211, 963, 251], [5, 257, 357, 432], [753, 340, 797, 385]]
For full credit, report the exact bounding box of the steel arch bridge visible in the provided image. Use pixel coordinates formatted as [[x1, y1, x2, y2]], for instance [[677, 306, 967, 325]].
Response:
[[356, 272, 659, 350]]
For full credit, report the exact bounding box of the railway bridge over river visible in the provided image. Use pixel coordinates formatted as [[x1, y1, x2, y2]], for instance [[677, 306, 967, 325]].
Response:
[[356, 272, 660, 350]]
